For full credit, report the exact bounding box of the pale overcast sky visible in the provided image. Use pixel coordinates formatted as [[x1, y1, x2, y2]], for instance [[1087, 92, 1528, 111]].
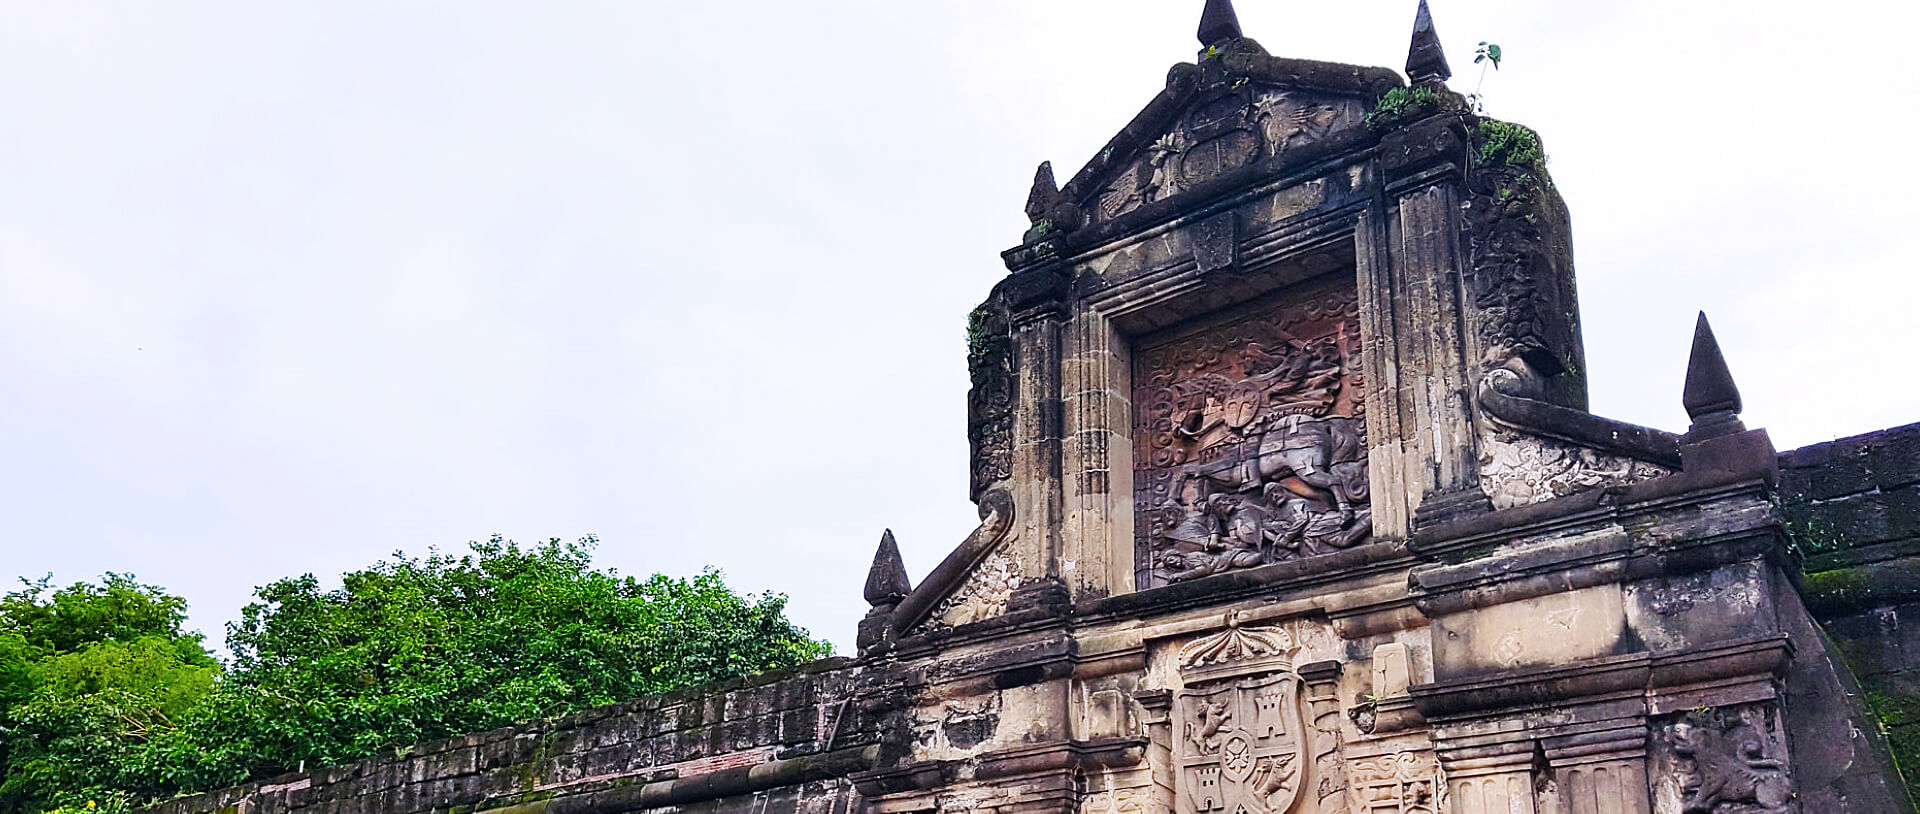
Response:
[[3, 1, 1917, 655]]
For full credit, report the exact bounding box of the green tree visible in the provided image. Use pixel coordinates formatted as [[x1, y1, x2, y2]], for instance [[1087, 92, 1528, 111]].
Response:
[[0, 575, 218, 814], [0, 575, 207, 657], [1, 540, 829, 812], [144, 537, 831, 795]]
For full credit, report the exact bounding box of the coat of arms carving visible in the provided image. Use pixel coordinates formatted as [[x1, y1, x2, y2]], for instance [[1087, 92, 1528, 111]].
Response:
[[1175, 622, 1309, 814]]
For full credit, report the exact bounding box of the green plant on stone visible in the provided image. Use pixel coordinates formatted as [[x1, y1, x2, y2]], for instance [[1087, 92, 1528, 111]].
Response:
[[1475, 120, 1545, 170], [1364, 86, 1441, 130], [966, 306, 994, 356]]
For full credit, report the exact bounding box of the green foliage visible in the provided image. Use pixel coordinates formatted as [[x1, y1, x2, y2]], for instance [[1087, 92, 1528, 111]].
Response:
[[967, 305, 997, 365], [32, 638, 216, 720], [1, 542, 829, 812], [1474, 42, 1502, 70], [168, 538, 828, 794], [1474, 120, 1546, 170], [0, 575, 217, 814], [1364, 86, 1441, 130], [1, 574, 205, 657]]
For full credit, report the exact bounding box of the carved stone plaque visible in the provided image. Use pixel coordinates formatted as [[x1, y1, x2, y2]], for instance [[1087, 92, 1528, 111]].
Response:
[[1175, 623, 1309, 814], [1132, 277, 1368, 589]]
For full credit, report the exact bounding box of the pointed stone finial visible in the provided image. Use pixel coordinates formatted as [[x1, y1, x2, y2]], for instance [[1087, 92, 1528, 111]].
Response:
[[1683, 312, 1744, 437], [863, 530, 911, 608], [1198, 0, 1243, 47], [1406, 0, 1452, 85], [1025, 161, 1059, 225]]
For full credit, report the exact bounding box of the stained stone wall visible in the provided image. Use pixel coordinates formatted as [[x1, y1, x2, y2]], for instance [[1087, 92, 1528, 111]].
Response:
[[140, 660, 878, 814], [1784, 422, 1920, 802]]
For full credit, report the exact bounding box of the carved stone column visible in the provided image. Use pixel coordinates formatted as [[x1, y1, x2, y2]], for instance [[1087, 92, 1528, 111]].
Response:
[[1001, 250, 1072, 600], [1135, 689, 1177, 814], [1538, 727, 1650, 814]]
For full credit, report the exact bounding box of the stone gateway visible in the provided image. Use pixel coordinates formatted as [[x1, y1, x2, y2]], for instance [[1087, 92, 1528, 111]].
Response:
[[145, 3, 1920, 814]]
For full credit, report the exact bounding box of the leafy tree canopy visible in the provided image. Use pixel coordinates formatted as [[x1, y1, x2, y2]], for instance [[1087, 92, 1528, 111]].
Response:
[[0, 574, 218, 814], [0, 538, 832, 814]]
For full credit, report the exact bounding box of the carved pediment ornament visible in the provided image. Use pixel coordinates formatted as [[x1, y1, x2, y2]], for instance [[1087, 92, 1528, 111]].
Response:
[[1086, 88, 1364, 225], [1178, 613, 1296, 675]]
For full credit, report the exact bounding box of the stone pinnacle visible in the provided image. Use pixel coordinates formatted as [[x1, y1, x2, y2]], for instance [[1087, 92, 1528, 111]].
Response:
[[1406, 0, 1452, 85], [1683, 311, 1744, 433], [1025, 161, 1059, 225], [863, 529, 912, 607], [1198, 0, 1243, 48]]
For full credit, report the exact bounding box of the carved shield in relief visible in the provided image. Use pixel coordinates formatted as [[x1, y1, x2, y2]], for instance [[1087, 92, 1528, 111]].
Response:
[[1176, 672, 1304, 814]]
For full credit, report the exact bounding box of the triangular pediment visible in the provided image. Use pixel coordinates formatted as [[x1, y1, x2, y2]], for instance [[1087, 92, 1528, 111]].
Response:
[[1057, 43, 1400, 229]]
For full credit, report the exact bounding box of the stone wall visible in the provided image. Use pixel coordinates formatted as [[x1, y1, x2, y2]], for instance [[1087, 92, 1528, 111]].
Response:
[[142, 659, 877, 814], [1786, 421, 1920, 800]]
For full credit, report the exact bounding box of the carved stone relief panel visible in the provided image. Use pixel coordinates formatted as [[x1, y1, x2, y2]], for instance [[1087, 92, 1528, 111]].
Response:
[[1089, 88, 1365, 224], [1132, 278, 1369, 589], [910, 692, 1003, 758], [1478, 431, 1671, 510], [967, 300, 1016, 501], [1650, 705, 1793, 814], [1084, 786, 1149, 814], [925, 548, 1024, 630], [1348, 750, 1442, 814]]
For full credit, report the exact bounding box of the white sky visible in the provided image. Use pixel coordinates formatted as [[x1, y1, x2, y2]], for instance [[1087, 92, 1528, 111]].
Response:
[[3, 1, 1917, 656]]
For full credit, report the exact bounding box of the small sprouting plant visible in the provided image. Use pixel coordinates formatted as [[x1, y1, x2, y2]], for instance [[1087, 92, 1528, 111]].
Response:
[[1468, 42, 1502, 114]]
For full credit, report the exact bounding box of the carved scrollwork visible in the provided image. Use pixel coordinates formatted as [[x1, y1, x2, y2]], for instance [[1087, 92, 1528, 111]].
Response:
[[1134, 281, 1371, 588], [1478, 431, 1670, 510], [911, 489, 1018, 634], [1180, 620, 1296, 672], [967, 300, 1015, 501], [1347, 751, 1440, 814]]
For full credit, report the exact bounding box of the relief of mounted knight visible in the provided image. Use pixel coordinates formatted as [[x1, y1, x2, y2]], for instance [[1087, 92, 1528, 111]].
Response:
[[1137, 283, 1373, 587]]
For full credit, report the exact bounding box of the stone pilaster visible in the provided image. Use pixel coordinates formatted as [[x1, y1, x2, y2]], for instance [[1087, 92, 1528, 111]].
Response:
[[1363, 114, 1489, 532]]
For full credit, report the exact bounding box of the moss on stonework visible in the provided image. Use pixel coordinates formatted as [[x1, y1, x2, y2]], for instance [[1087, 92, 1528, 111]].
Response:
[[1785, 509, 1848, 558], [966, 305, 996, 365], [1805, 566, 1874, 605], [1474, 119, 1546, 170], [1802, 561, 1920, 617], [1364, 86, 1442, 130], [1860, 675, 1920, 804]]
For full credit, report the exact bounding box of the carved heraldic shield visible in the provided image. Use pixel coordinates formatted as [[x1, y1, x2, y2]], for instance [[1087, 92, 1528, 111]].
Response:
[[1176, 622, 1307, 814]]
